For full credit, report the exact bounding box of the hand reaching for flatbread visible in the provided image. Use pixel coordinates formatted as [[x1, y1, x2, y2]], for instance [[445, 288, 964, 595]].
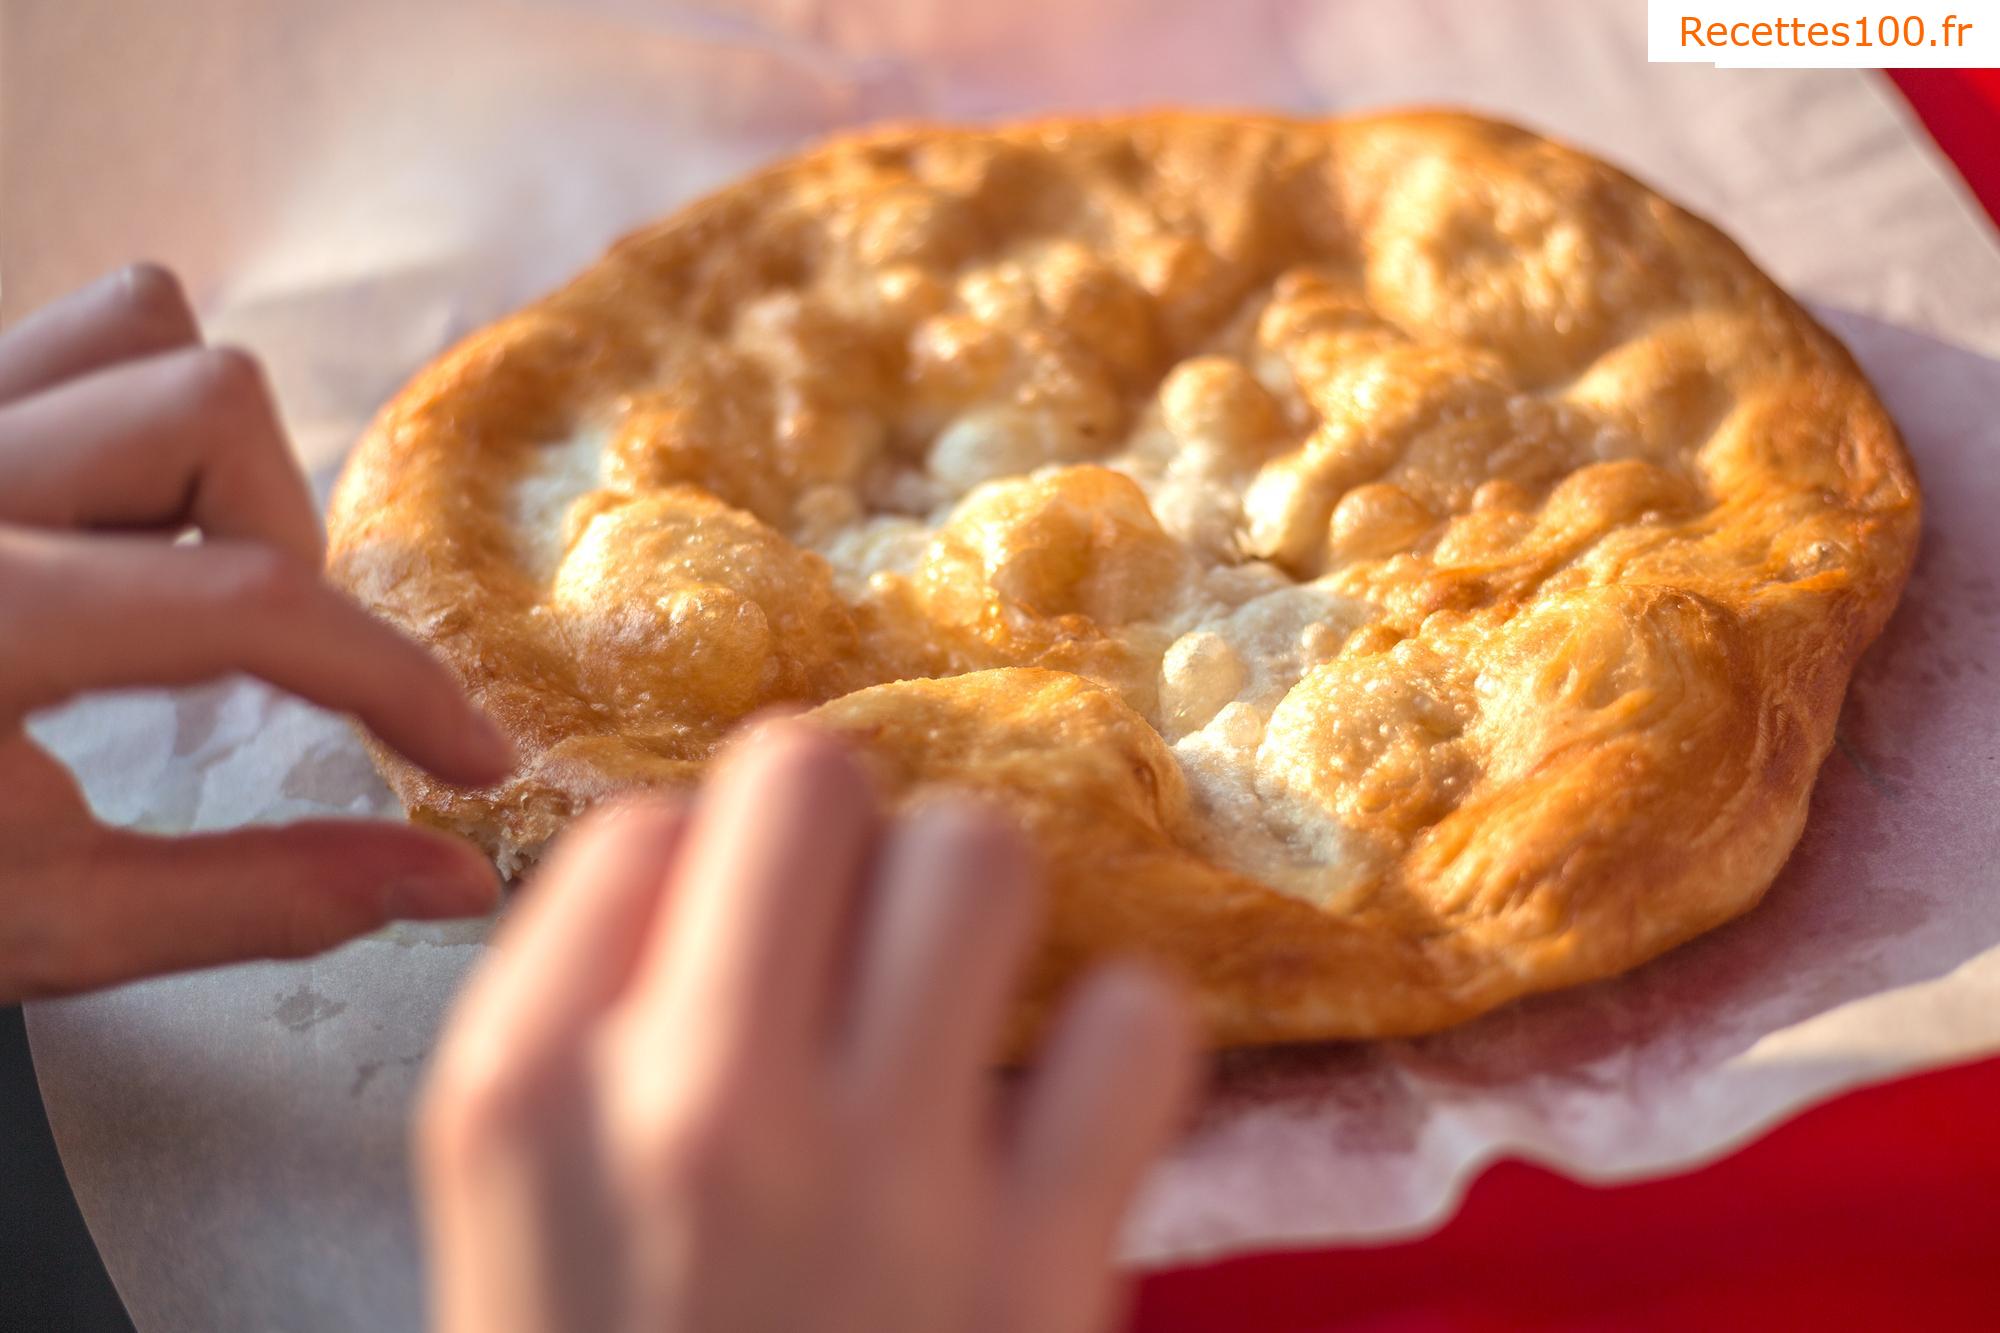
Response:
[[0, 266, 512, 1000], [417, 721, 1197, 1333]]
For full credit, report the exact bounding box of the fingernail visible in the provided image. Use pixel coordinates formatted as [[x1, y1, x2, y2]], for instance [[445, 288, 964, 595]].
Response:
[[732, 716, 862, 786], [1086, 960, 1192, 1028], [744, 703, 810, 731], [736, 710, 815, 754], [914, 794, 1033, 869], [382, 874, 499, 921], [915, 792, 1010, 836]]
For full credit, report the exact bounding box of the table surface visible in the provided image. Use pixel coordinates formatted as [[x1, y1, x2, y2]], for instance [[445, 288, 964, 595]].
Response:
[[1131, 68, 2000, 1332]]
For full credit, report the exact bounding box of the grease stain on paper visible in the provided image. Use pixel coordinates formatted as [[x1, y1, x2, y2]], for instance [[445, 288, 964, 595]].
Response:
[[350, 1053, 424, 1098], [272, 984, 347, 1033]]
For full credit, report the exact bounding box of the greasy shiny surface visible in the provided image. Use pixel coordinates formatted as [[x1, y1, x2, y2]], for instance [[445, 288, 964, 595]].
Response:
[[328, 111, 1919, 1046]]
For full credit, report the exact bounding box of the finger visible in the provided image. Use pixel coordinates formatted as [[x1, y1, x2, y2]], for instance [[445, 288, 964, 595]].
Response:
[[994, 964, 1199, 1333], [0, 264, 201, 405], [837, 798, 1037, 1140], [0, 529, 514, 786], [418, 815, 673, 1333], [0, 343, 322, 565], [4, 818, 497, 1002], [442, 801, 688, 1080], [626, 720, 877, 1085]]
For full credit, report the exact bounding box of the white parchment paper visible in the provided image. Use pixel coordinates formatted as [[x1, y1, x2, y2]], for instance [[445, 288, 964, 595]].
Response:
[[13, 2, 2000, 1329]]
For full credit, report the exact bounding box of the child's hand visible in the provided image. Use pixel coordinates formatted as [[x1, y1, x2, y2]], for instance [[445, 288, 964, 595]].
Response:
[[418, 722, 1197, 1333], [0, 266, 512, 1001]]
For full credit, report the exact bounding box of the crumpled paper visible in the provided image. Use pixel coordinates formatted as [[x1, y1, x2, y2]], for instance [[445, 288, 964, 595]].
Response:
[[17, 2, 2000, 1329]]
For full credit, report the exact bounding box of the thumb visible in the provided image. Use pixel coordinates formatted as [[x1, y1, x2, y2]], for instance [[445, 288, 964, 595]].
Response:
[[10, 820, 499, 1000]]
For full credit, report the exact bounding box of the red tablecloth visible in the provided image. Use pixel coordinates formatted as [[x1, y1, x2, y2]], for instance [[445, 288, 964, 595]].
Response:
[[1130, 69, 2000, 1333]]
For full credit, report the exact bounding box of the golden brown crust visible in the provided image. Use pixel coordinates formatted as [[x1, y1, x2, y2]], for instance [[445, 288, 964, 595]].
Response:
[[328, 110, 1919, 1046]]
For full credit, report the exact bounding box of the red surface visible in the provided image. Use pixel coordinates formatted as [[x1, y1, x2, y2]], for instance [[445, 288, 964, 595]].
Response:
[[1891, 70, 2000, 224], [1133, 1054, 2000, 1331], [1129, 71, 2000, 1332]]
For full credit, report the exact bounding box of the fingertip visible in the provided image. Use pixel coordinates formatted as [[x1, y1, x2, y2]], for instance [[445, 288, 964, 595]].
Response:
[[901, 792, 1042, 939], [112, 261, 194, 331], [101, 821, 505, 975], [378, 830, 504, 921], [737, 701, 810, 729], [574, 792, 687, 838], [458, 707, 518, 785], [386, 636, 514, 788], [1078, 961, 1197, 1047], [1070, 961, 1204, 1109], [731, 711, 840, 760], [718, 715, 871, 811], [909, 789, 1021, 842], [414, 748, 511, 795], [914, 792, 1037, 878], [1007, 959, 1201, 1229], [535, 794, 689, 888]]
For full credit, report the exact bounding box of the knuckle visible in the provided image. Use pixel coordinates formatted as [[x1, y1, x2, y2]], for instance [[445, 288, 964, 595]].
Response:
[[622, 1093, 785, 1215], [4, 910, 84, 1000], [622, 1096, 738, 1190], [178, 344, 269, 420], [9, 836, 134, 997], [418, 1036, 546, 1162], [216, 545, 315, 617]]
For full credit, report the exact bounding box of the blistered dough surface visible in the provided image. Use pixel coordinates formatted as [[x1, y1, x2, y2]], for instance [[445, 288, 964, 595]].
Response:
[[329, 111, 1919, 1046]]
